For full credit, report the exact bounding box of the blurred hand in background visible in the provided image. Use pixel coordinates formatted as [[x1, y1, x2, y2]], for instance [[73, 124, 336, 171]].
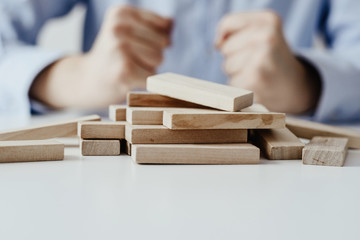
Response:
[[216, 11, 320, 114], [30, 5, 172, 109]]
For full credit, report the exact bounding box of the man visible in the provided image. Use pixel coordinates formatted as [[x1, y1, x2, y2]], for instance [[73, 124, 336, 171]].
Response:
[[1, 0, 360, 122]]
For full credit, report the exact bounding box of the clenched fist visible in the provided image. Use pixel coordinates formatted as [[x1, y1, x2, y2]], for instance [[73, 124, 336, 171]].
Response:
[[30, 5, 172, 109], [216, 11, 320, 114]]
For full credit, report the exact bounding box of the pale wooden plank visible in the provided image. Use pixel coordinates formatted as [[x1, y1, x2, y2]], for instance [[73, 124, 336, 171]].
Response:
[[0, 140, 64, 163], [0, 115, 101, 141], [302, 137, 348, 167], [163, 110, 285, 129], [242, 104, 304, 160], [127, 92, 207, 108], [109, 105, 127, 121], [78, 121, 126, 139], [132, 143, 260, 164], [286, 117, 360, 149], [80, 139, 120, 156], [125, 125, 247, 144], [146, 73, 253, 111], [252, 128, 304, 160], [126, 107, 214, 125]]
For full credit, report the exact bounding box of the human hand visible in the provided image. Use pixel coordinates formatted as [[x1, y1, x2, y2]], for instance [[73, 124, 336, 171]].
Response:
[[216, 11, 320, 114], [30, 5, 172, 109]]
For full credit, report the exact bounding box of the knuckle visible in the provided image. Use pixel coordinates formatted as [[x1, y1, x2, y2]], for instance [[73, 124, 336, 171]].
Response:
[[261, 10, 281, 27], [117, 39, 130, 50], [114, 21, 132, 35]]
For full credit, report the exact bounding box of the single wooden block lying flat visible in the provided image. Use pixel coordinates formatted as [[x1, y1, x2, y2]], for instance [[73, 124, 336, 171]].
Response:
[[286, 117, 360, 149], [120, 139, 131, 155], [80, 140, 120, 156], [0, 140, 64, 163], [109, 105, 127, 121], [126, 107, 214, 125], [0, 115, 101, 141], [252, 128, 304, 160], [132, 143, 260, 164], [127, 92, 206, 108], [163, 110, 285, 129], [125, 125, 247, 144], [302, 137, 348, 167], [146, 73, 253, 111], [78, 121, 126, 139]]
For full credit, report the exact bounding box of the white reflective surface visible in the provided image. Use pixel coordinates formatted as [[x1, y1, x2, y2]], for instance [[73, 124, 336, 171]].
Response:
[[1, 117, 360, 240]]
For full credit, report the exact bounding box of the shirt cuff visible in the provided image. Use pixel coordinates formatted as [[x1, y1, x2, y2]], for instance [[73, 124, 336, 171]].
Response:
[[296, 49, 360, 123], [0, 45, 63, 116]]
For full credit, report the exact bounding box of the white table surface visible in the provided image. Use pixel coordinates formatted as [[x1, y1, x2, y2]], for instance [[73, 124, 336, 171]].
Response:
[[1, 113, 360, 240]]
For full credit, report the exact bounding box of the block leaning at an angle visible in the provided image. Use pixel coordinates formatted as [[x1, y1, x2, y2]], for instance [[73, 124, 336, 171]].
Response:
[[146, 73, 253, 111], [132, 143, 260, 164], [163, 110, 285, 129]]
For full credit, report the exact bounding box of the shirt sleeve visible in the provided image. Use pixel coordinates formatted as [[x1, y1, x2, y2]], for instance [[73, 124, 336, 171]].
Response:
[[0, 0, 80, 119], [296, 0, 360, 123]]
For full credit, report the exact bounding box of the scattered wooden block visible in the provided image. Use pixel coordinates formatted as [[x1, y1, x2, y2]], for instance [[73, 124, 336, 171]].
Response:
[[127, 92, 206, 108], [126, 107, 214, 125], [146, 73, 253, 111], [286, 117, 360, 149], [0, 115, 101, 141], [78, 121, 126, 139], [252, 128, 304, 160], [109, 105, 127, 121], [132, 143, 260, 164], [302, 137, 348, 167], [120, 139, 131, 155], [163, 110, 285, 129], [80, 139, 120, 156], [0, 140, 64, 163], [125, 125, 247, 144]]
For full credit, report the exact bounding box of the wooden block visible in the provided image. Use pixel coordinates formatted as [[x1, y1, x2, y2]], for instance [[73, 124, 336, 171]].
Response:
[[120, 139, 131, 155], [0, 140, 64, 163], [0, 115, 101, 141], [125, 125, 247, 144], [163, 110, 285, 129], [146, 73, 253, 111], [302, 137, 348, 167], [132, 143, 260, 164], [109, 105, 127, 121], [241, 104, 270, 113], [126, 107, 214, 125], [252, 128, 304, 160], [127, 92, 207, 108], [286, 117, 360, 149], [78, 121, 126, 139], [80, 139, 120, 156]]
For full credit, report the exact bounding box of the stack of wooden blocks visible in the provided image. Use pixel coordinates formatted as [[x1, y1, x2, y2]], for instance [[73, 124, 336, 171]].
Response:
[[78, 72, 307, 164]]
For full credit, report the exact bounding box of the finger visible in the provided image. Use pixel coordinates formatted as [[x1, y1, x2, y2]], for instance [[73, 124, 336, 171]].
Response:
[[116, 17, 171, 49], [223, 49, 254, 76], [128, 36, 163, 70], [220, 28, 259, 57], [136, 8, 173, 32]]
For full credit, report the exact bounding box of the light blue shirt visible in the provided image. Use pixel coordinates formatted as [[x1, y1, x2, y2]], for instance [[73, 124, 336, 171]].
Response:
[[1, 0, 360, 123]]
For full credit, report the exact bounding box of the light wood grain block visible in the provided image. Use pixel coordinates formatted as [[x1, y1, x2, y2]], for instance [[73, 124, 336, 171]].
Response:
[[132, 143, 260, 164], [0, 140, 64, 163], [163, 110, 285, 129], [302, 137, 348, 167], [286, 117, 360, 149], [146, 73, 253, 111], [127, 92, 206, 108], [80, 140, 120, 156], [125, 125, 247, 144], [126, 107, 214, 125], [253, 128, 304, 160], [0, 115, 101, 141], [109, 105, 127, 121], [78, 121, 126, 139], [120, 139, 131, 155]]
